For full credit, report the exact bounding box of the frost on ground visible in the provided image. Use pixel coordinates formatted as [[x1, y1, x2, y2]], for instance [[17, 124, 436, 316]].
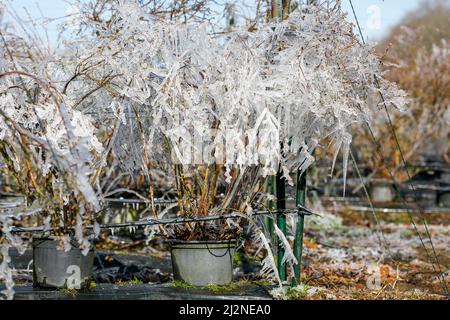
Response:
[[297, 209, 450, 300]]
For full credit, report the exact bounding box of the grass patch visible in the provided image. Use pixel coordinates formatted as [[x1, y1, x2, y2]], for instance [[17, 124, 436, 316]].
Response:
[[88, 280, 97, 289], [379, 213, 411, 224], [206, 283, 238, 293], [59, 287, 78, 298], [170, 280, 196, 288], [116, 277, 144, 285], [400, 229, 415, 239], [232, 251, 262, 265], [170, 279, 272, 293], [232, 252, 242, 265], [207, 279, 271, 293], [285, 284, 310, 300]]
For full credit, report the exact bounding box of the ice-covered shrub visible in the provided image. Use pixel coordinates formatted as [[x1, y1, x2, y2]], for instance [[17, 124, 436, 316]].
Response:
[[0, 26, 106, 299], [60, 0, 407, 188]]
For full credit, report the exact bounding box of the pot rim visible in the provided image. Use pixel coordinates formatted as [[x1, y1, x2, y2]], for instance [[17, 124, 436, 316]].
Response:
[[32, 235, 59, 240], [167, 239, 237, 245], [32, 234, 95, 240], [32, 236, 94, 251]]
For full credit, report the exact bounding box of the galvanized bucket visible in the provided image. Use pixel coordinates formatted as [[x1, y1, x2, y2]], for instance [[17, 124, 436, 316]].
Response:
[[170, 240, 236, 286], [439, 193, 450, 207], [370, 184, 394, 203], [32, 237, 95, 289]]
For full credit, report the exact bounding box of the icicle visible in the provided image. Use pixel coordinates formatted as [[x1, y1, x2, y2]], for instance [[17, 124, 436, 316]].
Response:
[[254, 229, 282, 287], [75, 214, 83, 241], [93, 222, 101, 238], [340, 131, 352, 197], [144, 225, 159, 244], [61, 235, 72, 252], [342, 139, 350, 197], [81, 238, 91, 256], [43, 216, 51, 231], [274, 225, 298, 275], [0, 244, 14, 300]]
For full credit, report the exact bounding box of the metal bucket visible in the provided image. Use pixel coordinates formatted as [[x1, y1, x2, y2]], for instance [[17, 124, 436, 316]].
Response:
[[441, 173, 450, 184], [370, 184, 394, 203], [32, 237, 94, 289], [170, 240, 236, 286], [439, 193, 450, 207]]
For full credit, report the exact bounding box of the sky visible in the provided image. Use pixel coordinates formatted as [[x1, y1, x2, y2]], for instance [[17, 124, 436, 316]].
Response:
[[4, 0, 428, 45], [343, 0, 424, 41]]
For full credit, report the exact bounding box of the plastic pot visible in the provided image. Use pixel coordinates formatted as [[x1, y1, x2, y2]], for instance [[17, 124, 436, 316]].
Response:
[[32, 237, 94, 289], [170, 239, 236, 286]]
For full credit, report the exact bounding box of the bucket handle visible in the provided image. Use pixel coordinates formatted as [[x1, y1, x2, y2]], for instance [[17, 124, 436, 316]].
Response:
[[205, 239, 233, 258]]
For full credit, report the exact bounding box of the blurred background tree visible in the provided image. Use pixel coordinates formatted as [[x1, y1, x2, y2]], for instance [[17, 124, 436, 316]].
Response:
[[352, 0, 450, 182]]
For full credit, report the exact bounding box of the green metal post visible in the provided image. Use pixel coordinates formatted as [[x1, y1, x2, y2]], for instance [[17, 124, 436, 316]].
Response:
[[276, 169, 287, 281], [263, 176, 275, 251], [292, 170, 306, 286]]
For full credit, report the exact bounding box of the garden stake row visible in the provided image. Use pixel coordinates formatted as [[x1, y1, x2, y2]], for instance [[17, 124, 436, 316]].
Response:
[[293, 170, 307, 286], [276, 169, 287, 282], [268, 167, 307, 284]]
